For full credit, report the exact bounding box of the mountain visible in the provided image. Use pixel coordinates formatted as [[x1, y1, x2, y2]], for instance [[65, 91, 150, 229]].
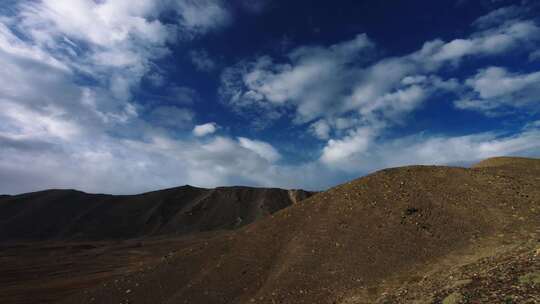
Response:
[[0, 186, 314, 241], [1, 157, 539, 304], [61, 157, 540, 304]]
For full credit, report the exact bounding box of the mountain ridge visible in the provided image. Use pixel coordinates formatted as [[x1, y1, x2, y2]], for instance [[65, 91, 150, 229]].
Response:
[[0, 185, 315, 241]]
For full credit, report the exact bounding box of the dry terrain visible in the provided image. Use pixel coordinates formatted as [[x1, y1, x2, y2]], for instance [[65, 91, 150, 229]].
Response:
[[0, 186, 313, 240], [0, 157, 538, 303]]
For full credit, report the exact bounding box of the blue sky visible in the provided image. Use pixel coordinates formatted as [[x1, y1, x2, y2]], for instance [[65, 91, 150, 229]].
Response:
[[1, 0, 539, 194]]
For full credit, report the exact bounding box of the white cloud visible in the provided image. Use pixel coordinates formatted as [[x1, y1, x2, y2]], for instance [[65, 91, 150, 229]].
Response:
[[375, 127, 540, 169], [238, 137, 281, 162], [414, 19, 540, 66], [472, 5, 526, 29], [0, 100, 81, 141], [2, 120, 539, 195], [1, 3, 539, 196], [0, 134, 281, 194], [17, 0, 229, 47], [219, 7, 540, 178], [5, 0, 231, 104], [320, 127, 375, 167], [0, 22, 69, 71], [319, 124, 540, 172], [175, 0, 230, 37], [220, 34, 375, 123], [220, 16, 538, 133], [468, 67, 540, 99], [0, 1, 240, 195], [15, 0, 171, 91], [311, 120, 331, 140], [402, 75, 427, 85], [193, 122, 218, 137], [455, 67, 540, 113], [0, 0, 230, 131]]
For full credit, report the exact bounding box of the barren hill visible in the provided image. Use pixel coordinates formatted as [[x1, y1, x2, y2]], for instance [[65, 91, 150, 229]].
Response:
[[472, 156, 539, 169], [0, 186, 313, 241], [1, 157, 539, 304], [62, 157, 540, 304]]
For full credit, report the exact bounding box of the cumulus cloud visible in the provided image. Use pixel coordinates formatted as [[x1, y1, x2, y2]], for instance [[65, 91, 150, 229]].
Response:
[[0, 0, 228, 117], [472, 5, 528, 29], [220, 16, 538, 130], [175, 0, 231, 37], [1, 2, 539, 195], [417, 20, 539, 66], [219, 6, 540, 168], [455, 67, 540, 114], [2, 118, 539, 194], [193, 122, 218, 137], [0, 134, 282, 194], [238, 137, 281, 162], [0, 100, 81, 141], [9, 0, 230, 99], [0, 0, 237, 194], [319, 123, 540, 172], [220, 34, 376, 123], [14, 0, 170, 90], [320, 127, 375, 167], [310, 120, 331, 140], [384, 126, 540, 168]]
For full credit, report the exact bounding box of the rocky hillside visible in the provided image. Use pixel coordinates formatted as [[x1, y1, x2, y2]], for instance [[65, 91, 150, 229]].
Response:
[[0, 186, 314, 241], [62, 157, 539, 304]]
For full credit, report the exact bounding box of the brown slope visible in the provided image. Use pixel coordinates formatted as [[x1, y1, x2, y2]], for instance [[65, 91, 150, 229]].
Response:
[[472, 156, 540, 169], [0, 186, 314, 241], [64, 157, 540, 304]]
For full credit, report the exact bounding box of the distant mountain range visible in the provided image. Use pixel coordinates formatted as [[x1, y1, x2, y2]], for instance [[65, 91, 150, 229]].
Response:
[[0, 186, 314, 241]]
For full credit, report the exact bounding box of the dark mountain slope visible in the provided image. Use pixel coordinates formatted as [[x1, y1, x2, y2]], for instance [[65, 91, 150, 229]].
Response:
[[0, 186, 314, 241], [65, 157, 540, 304]]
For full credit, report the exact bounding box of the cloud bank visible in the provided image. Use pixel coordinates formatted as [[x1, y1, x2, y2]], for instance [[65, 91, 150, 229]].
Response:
[[0, 2, 539, 194]]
